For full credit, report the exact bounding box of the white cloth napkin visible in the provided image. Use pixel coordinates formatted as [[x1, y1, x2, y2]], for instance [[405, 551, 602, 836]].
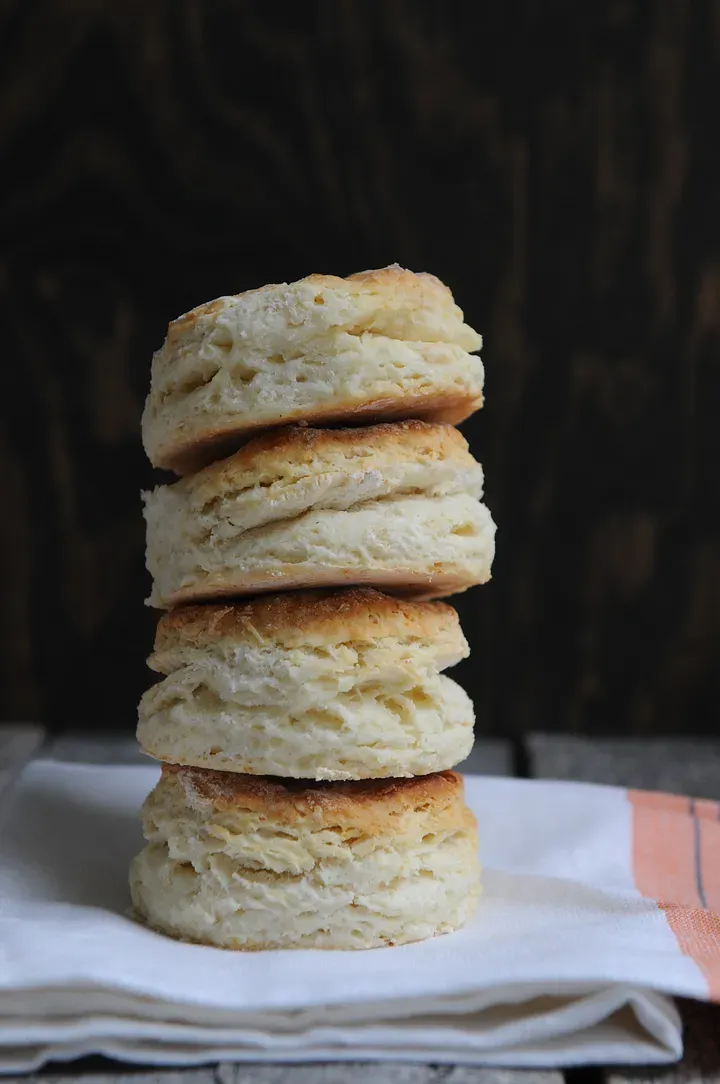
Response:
[[1, 759, 717, 1072]]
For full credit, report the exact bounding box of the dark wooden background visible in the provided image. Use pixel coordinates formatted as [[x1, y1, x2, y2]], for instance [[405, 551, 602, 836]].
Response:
[[0, 1, 718, 737]]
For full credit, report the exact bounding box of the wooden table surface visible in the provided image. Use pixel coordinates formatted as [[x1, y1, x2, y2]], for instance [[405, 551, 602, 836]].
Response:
[[2, 726, 720, 1084]]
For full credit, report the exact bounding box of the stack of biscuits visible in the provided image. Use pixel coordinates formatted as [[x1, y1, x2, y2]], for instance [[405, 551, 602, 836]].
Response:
[[129, 266, 496, 951]]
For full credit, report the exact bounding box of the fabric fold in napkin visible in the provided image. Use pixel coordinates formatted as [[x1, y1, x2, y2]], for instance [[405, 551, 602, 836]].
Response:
[[1, 760, 718, 1072]]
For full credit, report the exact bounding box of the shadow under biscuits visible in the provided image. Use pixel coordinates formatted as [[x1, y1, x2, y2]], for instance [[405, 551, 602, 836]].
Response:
[[2, 784, 144, 915]]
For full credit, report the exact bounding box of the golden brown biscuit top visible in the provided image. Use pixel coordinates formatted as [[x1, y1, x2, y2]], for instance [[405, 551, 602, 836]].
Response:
[[165, 265, 461, 344], [170, 420, 476, 501], [162, 763, 470, 833], [153, 588, 461, 653]]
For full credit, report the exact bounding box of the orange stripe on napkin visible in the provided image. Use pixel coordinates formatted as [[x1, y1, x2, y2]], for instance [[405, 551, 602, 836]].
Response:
[[629, 789, 720, 1001]]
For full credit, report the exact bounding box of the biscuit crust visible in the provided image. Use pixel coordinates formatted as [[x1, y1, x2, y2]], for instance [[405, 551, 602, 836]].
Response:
[[143, 421, 495, 608], [164, 763, 471, 832], [152, 588, 463, 657], [142, 266, 484, 473]]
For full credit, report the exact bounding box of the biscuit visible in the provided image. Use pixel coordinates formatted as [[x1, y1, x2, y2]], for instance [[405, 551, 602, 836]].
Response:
[[129, 765, 481, 950], [141, 265, 484, 474], [138, 589, 474, 780], [143, 421, 496, 607]]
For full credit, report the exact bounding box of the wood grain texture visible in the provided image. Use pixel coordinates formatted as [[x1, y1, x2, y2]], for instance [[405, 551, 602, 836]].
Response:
[[0, 1062, 563, 1084], [0, 2, 717, 733], [527, 735, 720, 798]]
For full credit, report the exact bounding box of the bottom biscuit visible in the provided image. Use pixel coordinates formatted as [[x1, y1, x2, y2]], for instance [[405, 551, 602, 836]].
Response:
[[129, 765, 481, 950]]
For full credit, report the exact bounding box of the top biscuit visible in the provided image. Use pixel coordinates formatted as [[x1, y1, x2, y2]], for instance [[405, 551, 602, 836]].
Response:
[[142, 265, 484, 474]]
